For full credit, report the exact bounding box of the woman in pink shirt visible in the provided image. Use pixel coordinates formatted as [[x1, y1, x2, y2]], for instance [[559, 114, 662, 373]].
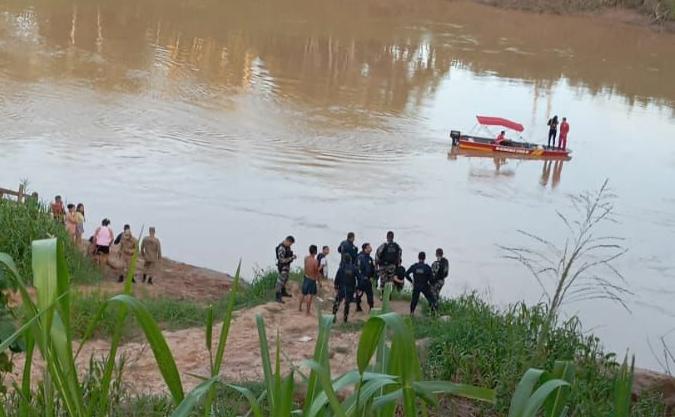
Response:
[[93, 218, 114, 266]]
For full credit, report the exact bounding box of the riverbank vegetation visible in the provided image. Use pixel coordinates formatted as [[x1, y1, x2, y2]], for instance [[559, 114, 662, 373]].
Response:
[[0, 197, 99, 284], [0, 240, 671, 416], [477, 0, 674, 23]]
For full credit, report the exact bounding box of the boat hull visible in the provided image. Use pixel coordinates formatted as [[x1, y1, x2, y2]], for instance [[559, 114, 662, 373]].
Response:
[[451, 134, 571, 160]]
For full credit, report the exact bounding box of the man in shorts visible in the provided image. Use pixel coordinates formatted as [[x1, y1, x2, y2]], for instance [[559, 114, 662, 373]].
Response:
[[299, 245, 320, 315], [141, 227, 162, 285]]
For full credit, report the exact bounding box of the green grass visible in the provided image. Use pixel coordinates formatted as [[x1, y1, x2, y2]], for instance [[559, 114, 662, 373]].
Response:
[[0, 198, 99, 284], [68, 268, 299, 340], [411, 293, 668, 416]]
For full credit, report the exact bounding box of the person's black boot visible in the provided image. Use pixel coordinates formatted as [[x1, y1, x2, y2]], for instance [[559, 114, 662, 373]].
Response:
[[147, 277, 153, 285], [281, 288, 292, 298], [142, 274, 147, 283], [132, 276, 136, 283], [275, 292, 285, 303], [356, 304, 363, 313], [117, 275, 123, 283]]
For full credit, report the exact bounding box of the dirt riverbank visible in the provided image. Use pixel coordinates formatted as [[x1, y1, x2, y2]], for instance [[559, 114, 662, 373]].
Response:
[[474, 0, 675, 31]]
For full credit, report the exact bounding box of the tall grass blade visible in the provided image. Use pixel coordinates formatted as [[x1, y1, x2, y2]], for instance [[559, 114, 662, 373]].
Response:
[[256, 314, 276, 412], [613, 355, 635, 417], [302, 314, 334, 416], [108, 294, 185, 402]]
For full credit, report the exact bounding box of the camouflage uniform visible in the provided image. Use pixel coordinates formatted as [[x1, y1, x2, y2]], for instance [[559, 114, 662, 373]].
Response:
[[141, 235, 162, 281], [375, 241, 402, 289], [119, 233, 138, 276], [275, 243, 294, 296], [430, 257, 449, 302]]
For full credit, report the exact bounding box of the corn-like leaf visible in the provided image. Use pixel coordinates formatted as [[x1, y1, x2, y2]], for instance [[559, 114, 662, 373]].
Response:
[[357, 318, 385, 374], [304, 360, 347, 417], [109, 294, 184, 402], [521, 380, 570, 417], [508, 368, 545, 417], [412, 381, 496, 403], [169, 376, 220, 417], [543, 361, 575, 417]]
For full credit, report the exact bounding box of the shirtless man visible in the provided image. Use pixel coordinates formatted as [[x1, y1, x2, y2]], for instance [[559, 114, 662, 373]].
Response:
[[141, 227, 162, 284], [299, 245, 320, 315]]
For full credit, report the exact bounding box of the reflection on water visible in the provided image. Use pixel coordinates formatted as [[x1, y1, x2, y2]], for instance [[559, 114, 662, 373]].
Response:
[[1, 0, 675, 370], [540, 160, 565, 189]]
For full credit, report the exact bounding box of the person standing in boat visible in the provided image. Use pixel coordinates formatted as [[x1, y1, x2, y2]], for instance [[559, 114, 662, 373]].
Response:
[[559, 117, 570, 150], [547, 115, 559, 148]]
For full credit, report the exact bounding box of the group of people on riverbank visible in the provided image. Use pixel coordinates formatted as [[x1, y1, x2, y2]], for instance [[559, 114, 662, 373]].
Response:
[[49, 195, 162, 285], [275, 231, 449, 322]]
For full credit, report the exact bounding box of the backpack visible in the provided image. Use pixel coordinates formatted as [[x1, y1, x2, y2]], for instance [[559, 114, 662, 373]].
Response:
[[381, 242, 400, 265]]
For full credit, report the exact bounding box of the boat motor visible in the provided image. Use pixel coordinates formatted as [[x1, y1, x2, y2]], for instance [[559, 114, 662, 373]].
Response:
[[450, 130, 461, 146]]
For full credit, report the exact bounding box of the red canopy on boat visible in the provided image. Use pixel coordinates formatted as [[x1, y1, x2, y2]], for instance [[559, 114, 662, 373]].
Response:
[[476, 116, 524, 133]]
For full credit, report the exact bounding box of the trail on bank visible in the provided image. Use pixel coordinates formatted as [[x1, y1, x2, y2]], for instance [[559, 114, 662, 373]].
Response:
[[9, 282, 411, 396]]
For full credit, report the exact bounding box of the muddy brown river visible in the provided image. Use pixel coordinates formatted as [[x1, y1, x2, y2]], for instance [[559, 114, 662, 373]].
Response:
[[1, 0, 674, 370]]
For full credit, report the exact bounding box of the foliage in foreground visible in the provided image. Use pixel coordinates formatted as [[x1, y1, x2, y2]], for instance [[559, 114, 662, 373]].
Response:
[[0, 198, 99, 284], [415, 294, 667, 416], [0, 239, 664, 416], [0, 238, 499, 417]]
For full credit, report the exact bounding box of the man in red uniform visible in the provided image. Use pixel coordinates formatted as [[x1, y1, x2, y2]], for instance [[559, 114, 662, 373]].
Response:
[[495, 130, 507, 145], [559, 117, 570, 150]]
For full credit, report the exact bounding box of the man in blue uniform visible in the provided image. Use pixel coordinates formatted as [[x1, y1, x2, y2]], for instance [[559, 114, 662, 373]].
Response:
[[332, 254, 359, 323], [338, 232, 358, 265], [405, 251, 437, 315], [355, 243, 376, 312]]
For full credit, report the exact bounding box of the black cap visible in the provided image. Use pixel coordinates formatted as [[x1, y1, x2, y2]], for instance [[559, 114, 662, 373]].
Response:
[[286, 235, 295, 243]]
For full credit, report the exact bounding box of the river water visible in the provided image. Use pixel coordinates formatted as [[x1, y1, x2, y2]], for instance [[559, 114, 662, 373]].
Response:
[[1, 0, 674, 369]]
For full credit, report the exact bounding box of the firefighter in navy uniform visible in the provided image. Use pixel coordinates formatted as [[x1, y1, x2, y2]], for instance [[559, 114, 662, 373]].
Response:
[[275, 235, 296, 303], [355, 243, 376, 312], [405, 251, 438, 315], [430, 248, 449, 302], [375, 231, 402, 297], [332, 254, 359, 323]]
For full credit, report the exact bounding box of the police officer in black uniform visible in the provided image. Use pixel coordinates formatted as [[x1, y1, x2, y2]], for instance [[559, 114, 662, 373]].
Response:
[[405, 251, 437, 315], [332, 254, 359, 323], [375, 231, 402, 297], [338, 232, 358, 265], [275, 236, 296, 303], [430, 248, 449, 302], [355, 243, 376, 312]]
